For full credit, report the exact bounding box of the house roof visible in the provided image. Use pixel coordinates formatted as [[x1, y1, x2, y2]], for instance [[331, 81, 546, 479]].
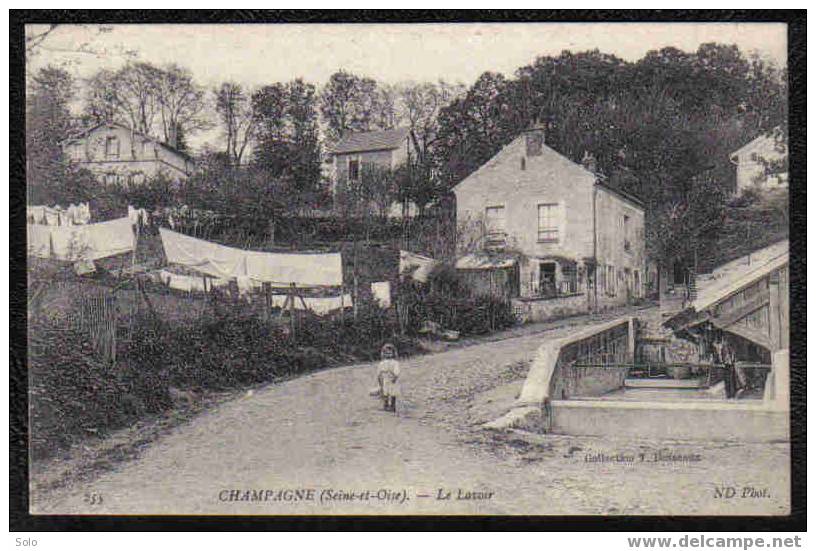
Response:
[[330, 127, 411, 155], [452, 133, 645, 211], [595, 179, 645, 209], [730, 127, 786, 160], [455, 253, 517, 270], [63, 122, 195, 163]]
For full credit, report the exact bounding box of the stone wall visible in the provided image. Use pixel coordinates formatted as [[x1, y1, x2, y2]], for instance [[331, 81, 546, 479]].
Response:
[[512, 293, 587, 323]]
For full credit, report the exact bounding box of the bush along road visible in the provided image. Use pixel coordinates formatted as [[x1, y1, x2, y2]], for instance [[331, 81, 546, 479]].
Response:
[[31, 306, 789, 516]]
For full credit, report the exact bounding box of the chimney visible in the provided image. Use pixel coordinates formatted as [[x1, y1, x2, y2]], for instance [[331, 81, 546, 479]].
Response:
[[524, 123, 546, 157], [582, 151, 597, 174]]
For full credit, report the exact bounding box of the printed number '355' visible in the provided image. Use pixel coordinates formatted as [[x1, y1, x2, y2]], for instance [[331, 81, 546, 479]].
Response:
[[83, 493, 103, 505]]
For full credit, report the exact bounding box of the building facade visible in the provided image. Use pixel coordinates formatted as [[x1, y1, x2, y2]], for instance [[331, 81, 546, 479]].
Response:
[[63, 122, 196, 185], [453, 126, 646, 321], [328, 127, 419, 217], [729, 129, 788, 195]]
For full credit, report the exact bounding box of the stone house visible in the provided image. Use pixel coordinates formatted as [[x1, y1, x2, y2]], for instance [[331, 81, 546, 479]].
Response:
[[452, 125, 646, 322], [328, 127, 418, 216], [729, 129, 788, 195], [63, 122, 196, 185]]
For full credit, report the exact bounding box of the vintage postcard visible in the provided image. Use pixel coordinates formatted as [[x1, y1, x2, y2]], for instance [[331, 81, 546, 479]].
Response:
[[23, 20, 791, 517]]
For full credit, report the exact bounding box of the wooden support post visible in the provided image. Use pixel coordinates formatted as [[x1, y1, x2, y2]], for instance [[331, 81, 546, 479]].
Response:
[[768, 270, 782, 352], [289, 283, 297, 340], [132, 216, 140, 270], [353, 274, 358, 321]]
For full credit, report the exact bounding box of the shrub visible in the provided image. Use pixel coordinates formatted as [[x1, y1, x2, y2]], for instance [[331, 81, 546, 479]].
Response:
[[28, 316, 172, 462], [397, 264, 516, 336]]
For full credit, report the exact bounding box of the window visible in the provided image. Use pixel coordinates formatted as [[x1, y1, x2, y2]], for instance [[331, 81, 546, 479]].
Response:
[[348, 158, 360, 182], [561, 264, 578, 294], [606, 265, 616, 295], [597, 264, 606, 293], [537, 203, 559, 242], [105, 136, 120, 159], [623, 214, 631, 252], [520, 157, 526, 171], [484, 205, 506, 248], [70, 144, 83, 161]]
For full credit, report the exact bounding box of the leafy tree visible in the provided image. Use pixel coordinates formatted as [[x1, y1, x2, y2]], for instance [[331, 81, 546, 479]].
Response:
[[431, 44, 787, 268], [319, 70, 384, 143], [252, 79, 323, 211], [336, 162, 398, 220], [26, 65, 81, 198]]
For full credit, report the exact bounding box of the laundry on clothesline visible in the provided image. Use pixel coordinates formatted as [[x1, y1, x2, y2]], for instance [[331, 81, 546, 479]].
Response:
[[160, 228, 344, 287], [399, 250, 437, 283], [160, 228, 247, 280], [28, 203, 91, 226], [73, 259, 96, 276], [269, 293, 353, 315], [243, 249, 343, 287], [157, 269, 231, 293], [371, 281, 391, 308], [128, 205, 151, 227], [27, 224, 52, 259], [30, 217, 135, 262]]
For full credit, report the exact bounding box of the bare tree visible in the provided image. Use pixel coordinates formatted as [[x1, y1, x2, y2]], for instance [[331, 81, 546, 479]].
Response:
[[84, 62, 162, 135], [155, 64, 210, 148], [214, 82, 257, 166]]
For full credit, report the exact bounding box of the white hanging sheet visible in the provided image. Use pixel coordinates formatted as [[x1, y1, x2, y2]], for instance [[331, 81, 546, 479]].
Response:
[[244, 250, 343, 287], [371, 281, 391, 308], [27, 224, 52, 258], [160, 228, 343, 287], [160, 228, 248, 280]]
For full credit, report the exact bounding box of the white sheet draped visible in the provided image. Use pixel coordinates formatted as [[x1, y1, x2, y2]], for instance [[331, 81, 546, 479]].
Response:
[[30, 217, 134, 261], [160, 228, 343, 287]]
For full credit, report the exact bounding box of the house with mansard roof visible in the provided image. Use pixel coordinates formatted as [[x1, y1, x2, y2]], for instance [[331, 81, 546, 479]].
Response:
[[63, 122, 196, 186]]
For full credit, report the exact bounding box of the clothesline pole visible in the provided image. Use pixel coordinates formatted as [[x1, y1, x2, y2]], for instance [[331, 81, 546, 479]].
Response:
[[340, 287, 345, 323], [353, 274, 358, 321], [289, 283, 297, 341], [132, 217, 140, 270]]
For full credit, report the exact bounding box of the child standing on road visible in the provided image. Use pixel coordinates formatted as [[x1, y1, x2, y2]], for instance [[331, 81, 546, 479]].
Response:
[[377, 343, 401, 413]]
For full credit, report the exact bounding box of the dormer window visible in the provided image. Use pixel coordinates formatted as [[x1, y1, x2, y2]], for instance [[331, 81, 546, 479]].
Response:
[[105, 136, 120, 159]]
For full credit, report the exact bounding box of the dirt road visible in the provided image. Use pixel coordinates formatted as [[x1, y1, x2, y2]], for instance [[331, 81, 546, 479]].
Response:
[[32, 313, 789, 516]]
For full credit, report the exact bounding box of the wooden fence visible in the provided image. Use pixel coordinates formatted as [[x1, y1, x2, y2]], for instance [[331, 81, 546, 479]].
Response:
[[72, 285, 118, 365]]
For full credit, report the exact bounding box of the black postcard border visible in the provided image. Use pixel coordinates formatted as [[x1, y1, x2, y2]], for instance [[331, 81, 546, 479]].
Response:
[[9, 9, 806, 532]]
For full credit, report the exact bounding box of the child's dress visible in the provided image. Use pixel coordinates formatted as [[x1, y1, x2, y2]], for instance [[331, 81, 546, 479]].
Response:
[[377, 359, 401, 399]]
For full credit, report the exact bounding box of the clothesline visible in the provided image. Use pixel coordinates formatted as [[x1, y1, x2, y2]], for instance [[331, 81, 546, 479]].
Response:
[[27, 217, 135, 262], [160, 228, 344, 287], [28, 203, 91, 226], [150, 267, 353, 314]]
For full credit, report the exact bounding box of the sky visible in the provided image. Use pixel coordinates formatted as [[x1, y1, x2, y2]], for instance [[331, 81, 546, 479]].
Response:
[[26, 22, 788, 150]]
